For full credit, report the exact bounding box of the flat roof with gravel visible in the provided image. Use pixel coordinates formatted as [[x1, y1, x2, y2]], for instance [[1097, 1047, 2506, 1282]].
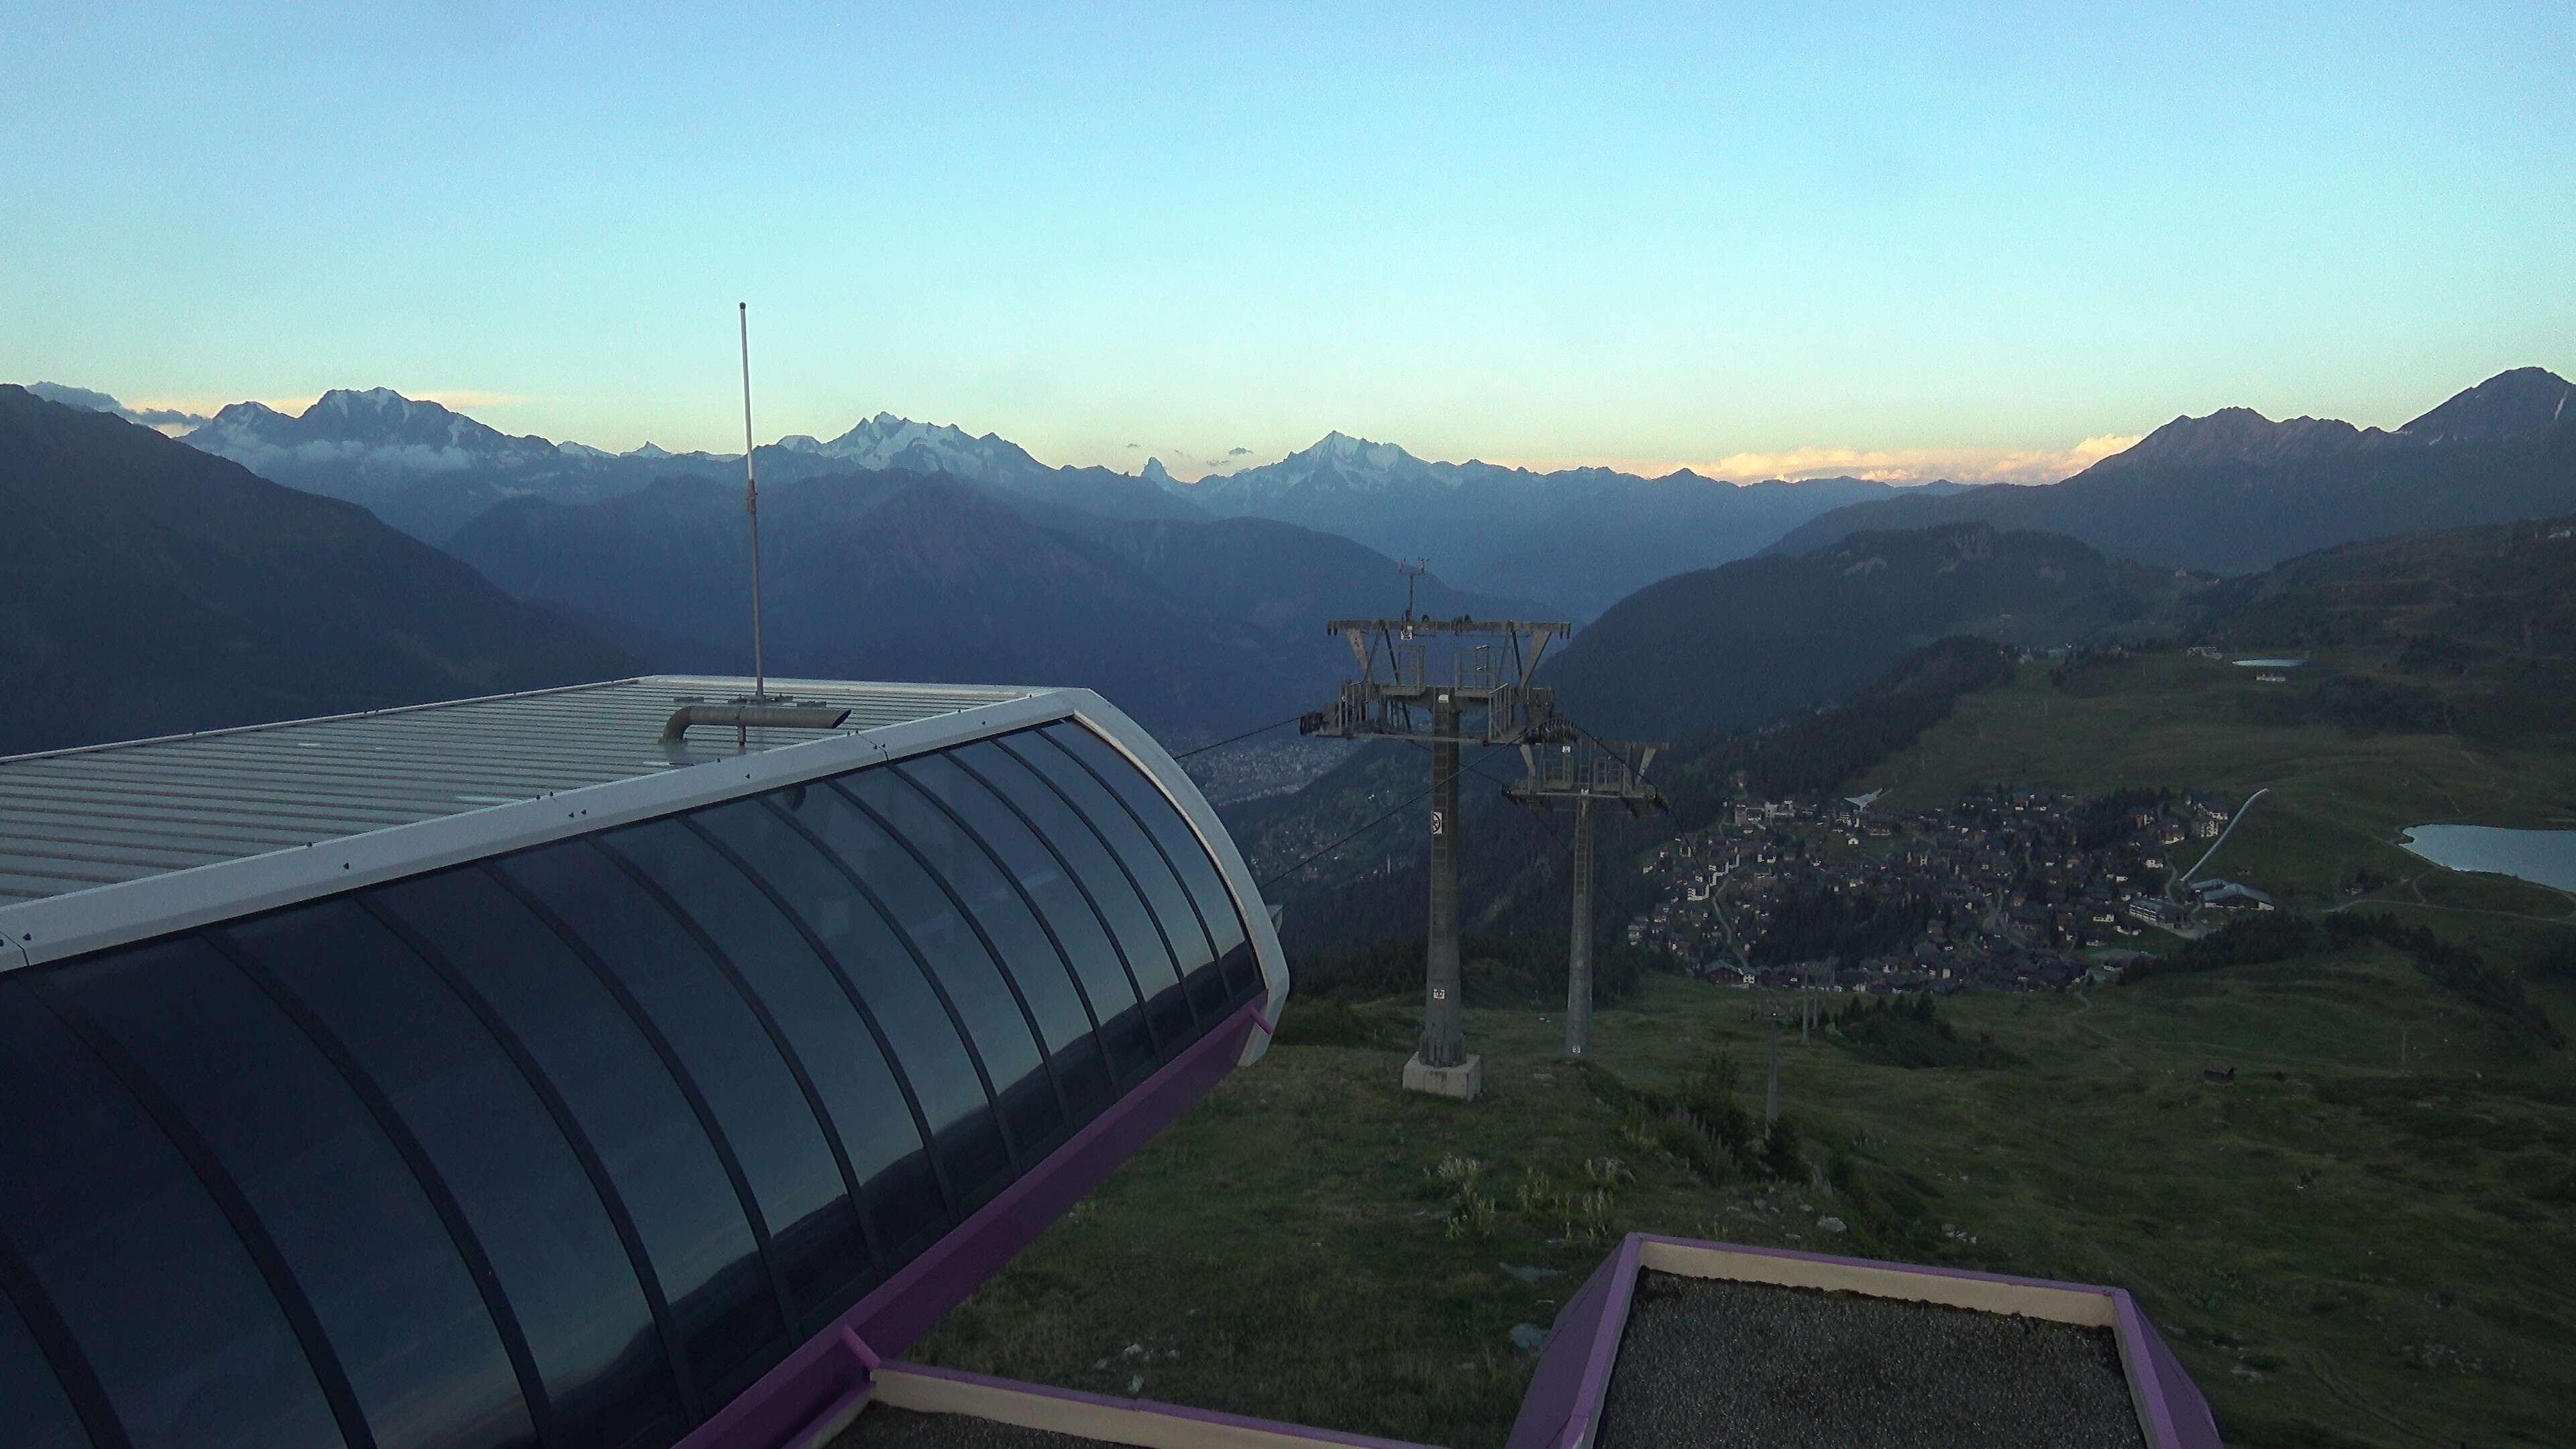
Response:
[[1596, 1271, 2148, 1449]]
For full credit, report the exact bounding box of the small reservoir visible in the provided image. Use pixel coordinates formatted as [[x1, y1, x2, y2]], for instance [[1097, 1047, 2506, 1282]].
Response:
[[2399, 825, 2576, 896], [2233, 657, 2308, 668]]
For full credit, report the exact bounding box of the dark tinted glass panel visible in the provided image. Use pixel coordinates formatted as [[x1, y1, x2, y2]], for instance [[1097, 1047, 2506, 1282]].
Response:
[[600, 819, 945, 1259], [497, 843, 869, 1327], [694, 800, 1008, 1201], [372, 869, 782, 1403], [847, 769, 1111, 1118], [901, 753, 1152, 1084], [0, 985, 343, 1449], [952, 740, 1195, 1055], [1039, 725, 1258, 1000], [0, 1267, 103, 1449], [777, 784, 1065, 1158], [56, 940, 531, 1449], [234, 899, 682, 1448], [1000, 733, 1222, 1012]]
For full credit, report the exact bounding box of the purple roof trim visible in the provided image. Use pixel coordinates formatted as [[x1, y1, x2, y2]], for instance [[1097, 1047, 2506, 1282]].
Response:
[[2117, 1291, 2222, 1449], [1508, 1234, 2220, 1449], [1502, 1246, 1625, 1449], [681, 1001, 1263, 1449], [882, 1362, 1443, 1448]]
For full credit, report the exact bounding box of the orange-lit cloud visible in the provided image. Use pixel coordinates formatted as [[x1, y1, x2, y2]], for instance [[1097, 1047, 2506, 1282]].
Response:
[[1487, 433, 2143, 486]]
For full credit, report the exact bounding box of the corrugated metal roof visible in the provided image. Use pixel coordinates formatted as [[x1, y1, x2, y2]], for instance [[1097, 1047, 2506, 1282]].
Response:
[[0, 676, 1033, 908]]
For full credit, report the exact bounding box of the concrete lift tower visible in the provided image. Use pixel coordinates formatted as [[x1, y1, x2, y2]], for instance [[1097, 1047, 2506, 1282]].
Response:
[[1506, 737, 1668, 1061], [1302, 608, 1571, 1100]]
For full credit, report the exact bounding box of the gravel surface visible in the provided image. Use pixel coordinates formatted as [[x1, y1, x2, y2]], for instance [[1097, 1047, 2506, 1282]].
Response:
[[1596, 1273, 2147, 1449], [829, 1404, 1118, 1448]]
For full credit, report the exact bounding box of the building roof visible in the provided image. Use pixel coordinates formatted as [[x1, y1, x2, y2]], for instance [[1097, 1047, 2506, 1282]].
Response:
[[0, 675, 1030, 912]]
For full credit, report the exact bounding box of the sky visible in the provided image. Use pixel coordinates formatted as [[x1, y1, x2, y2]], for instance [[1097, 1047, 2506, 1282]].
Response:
[[5, 1, 2571, 483]]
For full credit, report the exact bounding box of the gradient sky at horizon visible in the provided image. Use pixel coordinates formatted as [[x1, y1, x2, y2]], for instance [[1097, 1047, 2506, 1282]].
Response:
[[5, 1, 2571, 482]]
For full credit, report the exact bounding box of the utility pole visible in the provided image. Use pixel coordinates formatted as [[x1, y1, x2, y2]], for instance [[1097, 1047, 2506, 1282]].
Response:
[[1303, 608, 1572, 1100], [1505, 737, 1666, 1062], [1425, 689, 1464, 1069], [1566, 794, 1593, 1057]]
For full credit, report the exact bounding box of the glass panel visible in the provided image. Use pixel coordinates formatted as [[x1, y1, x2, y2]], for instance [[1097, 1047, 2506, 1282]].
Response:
[[54, 939, 532, 1449], [371, 869, 782, 1404], [0, 1264, 105, 1449], [1039, 725, 1259, 1004], [0, 984, 344, 1449], [496, 842, 870, 1327], [951, 740, 1195, 1057], [900, 753, 1152, 1086], [233, 899, 683, 1448], [779, 784, 1065, 1159], [692, 800, 1010, 1203], [847, 769, 1112, 1118], [1000, 733, 1222, 1022], [600, 819, 945, 1260]]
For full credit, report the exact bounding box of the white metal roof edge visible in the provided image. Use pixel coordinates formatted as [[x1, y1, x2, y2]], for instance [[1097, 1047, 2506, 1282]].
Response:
[[1, 688, 1076, 968], [1065, 693, 1289, 1069]]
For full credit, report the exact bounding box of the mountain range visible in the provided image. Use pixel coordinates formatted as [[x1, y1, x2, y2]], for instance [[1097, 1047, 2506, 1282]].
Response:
[[1175, 431, 1967, 615], [14, 362, 2573, 765], [177, 389, 1197, 543], [0, 386, 634, 756], [1769, 368, 2576, 571], [30, 385, 1958, 614]]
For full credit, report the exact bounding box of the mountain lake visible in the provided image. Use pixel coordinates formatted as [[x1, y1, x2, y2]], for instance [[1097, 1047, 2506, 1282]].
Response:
[[2398, 825, 2576, 896]]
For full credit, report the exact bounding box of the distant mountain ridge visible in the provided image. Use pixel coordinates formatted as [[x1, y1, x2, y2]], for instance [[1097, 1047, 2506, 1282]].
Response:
[[1181, 430, 1968, 614], [0, 385, 634, 755], [164, 388, 1201, 541], [30, 382, 1984, 608], [1769, 368, 2576, 572], [2080, 368, 2575, 476]]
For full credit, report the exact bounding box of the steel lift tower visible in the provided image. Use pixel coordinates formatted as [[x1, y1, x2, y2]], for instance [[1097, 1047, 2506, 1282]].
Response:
[[1507, 738, 1667, 1061], [1302, 608, 1570, 1100]]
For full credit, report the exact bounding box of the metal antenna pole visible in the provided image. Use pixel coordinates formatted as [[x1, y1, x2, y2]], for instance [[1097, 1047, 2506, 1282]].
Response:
[[739, 301, 769, 702]]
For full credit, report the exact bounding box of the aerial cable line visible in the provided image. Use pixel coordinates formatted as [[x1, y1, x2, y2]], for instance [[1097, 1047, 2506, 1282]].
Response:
[[1172, 715, 1305, 759]]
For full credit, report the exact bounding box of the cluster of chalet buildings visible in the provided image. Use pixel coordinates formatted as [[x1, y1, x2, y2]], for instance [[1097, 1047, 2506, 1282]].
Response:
[[1628, 786, 2253, 994]]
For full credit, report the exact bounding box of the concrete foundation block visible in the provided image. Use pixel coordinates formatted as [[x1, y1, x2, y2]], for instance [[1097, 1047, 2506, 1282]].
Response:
[[1403, 1051, 1483, 1101]]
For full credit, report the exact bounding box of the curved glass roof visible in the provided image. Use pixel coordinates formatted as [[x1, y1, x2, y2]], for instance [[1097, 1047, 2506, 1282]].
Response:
[[0, 720, 1263, 1449]]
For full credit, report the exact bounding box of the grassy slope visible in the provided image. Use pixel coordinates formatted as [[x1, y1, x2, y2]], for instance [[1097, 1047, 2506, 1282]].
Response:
[[916, 647, 2576, 1449], [914, 968, 2573, 1449]]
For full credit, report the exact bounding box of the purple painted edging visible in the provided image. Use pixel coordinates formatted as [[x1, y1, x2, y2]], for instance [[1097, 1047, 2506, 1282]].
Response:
[[2117, 1292, 2223, 1449], [883, 1362, 1442, 1448], [1532, 1233, 1645, 1449], [681, 1002, 1263, 1449], [1501, 1248, 1624, 1449]]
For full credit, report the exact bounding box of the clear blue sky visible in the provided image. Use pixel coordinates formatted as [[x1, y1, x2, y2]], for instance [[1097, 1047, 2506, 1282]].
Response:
[[5, 1, 2570, 481]]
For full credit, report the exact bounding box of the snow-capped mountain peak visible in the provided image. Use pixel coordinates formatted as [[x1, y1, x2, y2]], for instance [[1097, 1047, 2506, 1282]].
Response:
[[811, 411, 1046, 482]]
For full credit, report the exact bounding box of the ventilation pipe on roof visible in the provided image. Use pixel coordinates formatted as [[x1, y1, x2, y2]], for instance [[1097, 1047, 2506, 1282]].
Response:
[[661, 704, 850, 743]]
